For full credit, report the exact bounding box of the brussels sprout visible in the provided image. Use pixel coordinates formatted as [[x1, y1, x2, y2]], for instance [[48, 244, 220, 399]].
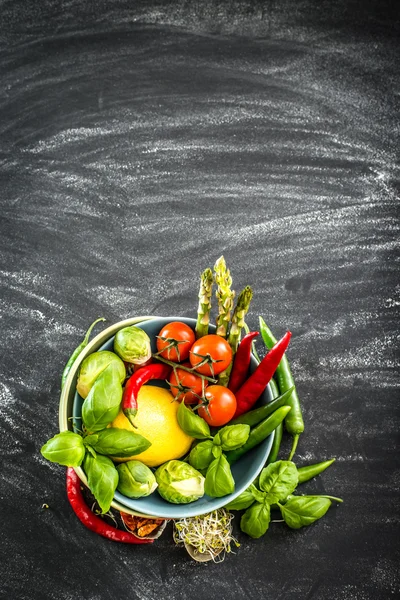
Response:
[[116, 460, 158, 498], [155, 460, 205, 504], [114, 326, 152, 364], [77, 351, 126, 399]]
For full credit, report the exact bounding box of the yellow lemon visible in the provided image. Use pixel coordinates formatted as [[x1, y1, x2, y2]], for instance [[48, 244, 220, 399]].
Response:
[[110, 385, 194, 467]]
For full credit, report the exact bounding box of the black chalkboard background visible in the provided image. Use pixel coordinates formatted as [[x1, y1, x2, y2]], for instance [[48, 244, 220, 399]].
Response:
[[1, 1, 399, 599]]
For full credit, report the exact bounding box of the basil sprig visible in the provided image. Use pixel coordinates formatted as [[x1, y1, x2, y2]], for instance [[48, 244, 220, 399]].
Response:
[[186, 422, 250, 498], [41, 431, 85, 467], [213, 424, 250, 451], [83, 453, 119, 514], [82, 365, 123, 433], [259, 460, 298, 504], [225, 460, 342, 539], [204, 454, 235, 498], [84, 428, 151, 458], [279, 495, 332, 529], [177, 402, 212, 440], [241, 501, 271, 539]]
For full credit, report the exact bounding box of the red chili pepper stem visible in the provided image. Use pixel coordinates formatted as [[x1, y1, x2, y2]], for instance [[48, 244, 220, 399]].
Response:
[[122, 363, 171, 426], [228, 331, 259, 394], [66, 468, 153, 544], [233, 331, 292, 418]]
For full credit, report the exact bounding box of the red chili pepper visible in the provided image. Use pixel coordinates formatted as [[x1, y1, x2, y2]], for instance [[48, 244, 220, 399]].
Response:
[[122, 363, 171, 425], [66, 468, 153, 544], [228, 331, 259, 394], [233, 331, 292, 418]]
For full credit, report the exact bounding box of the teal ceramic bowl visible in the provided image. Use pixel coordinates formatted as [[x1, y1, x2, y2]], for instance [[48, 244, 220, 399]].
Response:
[[70, 316, 274, 519]]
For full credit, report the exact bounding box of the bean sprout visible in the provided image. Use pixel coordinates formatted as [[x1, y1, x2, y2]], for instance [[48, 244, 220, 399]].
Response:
[[173, 509, 240, 563]]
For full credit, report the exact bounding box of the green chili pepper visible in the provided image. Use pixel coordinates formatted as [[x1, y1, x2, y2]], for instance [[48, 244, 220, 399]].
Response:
[[61, 318, 106, 389], [259, 317, 304, 461], [265, 379, 283, 464], [225, 405, 291, 464], [230, 385, 294, 427], [297, 459, 336, 484], [266, 422, 283, 465]]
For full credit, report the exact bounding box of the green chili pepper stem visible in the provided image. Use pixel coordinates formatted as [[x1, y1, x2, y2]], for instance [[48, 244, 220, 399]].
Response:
[[259, 317, 304, 460], [61, 317, 106, 390], [225, 405, 291, 464], [297, 459, 336, 484], [230, 386, 294, 427], [288, 434, 299, 461]]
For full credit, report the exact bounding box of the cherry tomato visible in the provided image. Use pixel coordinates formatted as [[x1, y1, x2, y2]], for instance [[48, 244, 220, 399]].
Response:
[[156, 322, 195, 362], [168, 363, 206, 404], [189, 334, 232, 377], [198, 385, 237, 427]]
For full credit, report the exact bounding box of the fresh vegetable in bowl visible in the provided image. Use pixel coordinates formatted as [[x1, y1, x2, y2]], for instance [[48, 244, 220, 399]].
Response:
[[40, 255, 341, 557], [155, 460, 205, 504], [114, 325, 152, 365]]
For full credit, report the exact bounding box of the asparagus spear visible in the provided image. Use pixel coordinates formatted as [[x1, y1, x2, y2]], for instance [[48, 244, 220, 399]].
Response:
[[214, 255, 235, 338], [228, 285, 253, 353], [218, 286, 253, 386], [195, 268, 213, 339]]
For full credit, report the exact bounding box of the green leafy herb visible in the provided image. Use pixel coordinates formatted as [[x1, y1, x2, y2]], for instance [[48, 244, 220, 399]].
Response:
[[188, 440, 215, 470], [212, 445, 223, 458], [83, 453, 119, 514], [84, 428, 151, 457], [224, 484, 258, 511], [279, 495, 332, 529], [213, 424, 250, 451], [241, 502, 271, 539], [40, 431, 85, 467], [204, 454, 235, 498], [82, 364, 123, 433], [177, 401, 211, 440], [259, 460, 298, 504]]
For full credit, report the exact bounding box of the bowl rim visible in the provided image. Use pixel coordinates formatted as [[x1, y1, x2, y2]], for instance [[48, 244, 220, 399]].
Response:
[[59, 315, 274, 518]]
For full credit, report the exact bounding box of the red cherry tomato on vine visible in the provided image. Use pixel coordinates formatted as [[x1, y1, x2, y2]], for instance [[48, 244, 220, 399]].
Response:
[[189, 334, 233, 377], [198, 385, 237, 426], [168, 363, 206, 404], [156, 322, 195, 362]]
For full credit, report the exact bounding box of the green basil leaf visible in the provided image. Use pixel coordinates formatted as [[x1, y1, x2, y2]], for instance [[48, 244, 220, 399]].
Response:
[[215, 424, 251, 451], [188, 440, 214, 470], [251, 487, 267, 504], [259, 460, 298, 503], [82, 364, 123, 433], [84, 428, 151, 457], [83, 434, 99, 446], [204, 454, 235, 498], [87, 445, 97, 458], [213, 432, 221, 446], [41, 432, 85, 467], [177, 401, 211, 440], [224, 486, 256, 510], [280, 496, 332, 529], [241, 502, 271, 539], [211, 445, 223, 458], [83, 453, 119, 514]]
